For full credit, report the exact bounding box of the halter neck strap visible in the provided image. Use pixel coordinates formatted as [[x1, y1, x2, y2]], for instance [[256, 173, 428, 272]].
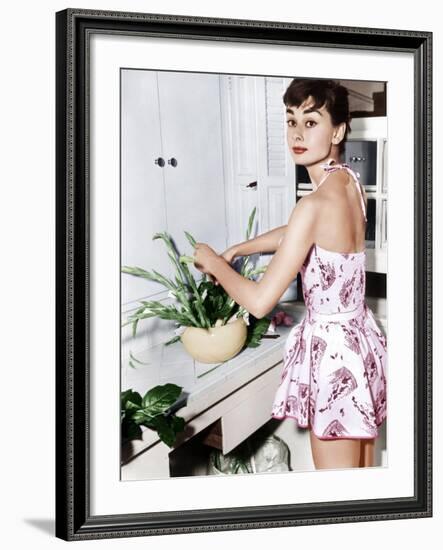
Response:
[[316, 159, 367, 222]]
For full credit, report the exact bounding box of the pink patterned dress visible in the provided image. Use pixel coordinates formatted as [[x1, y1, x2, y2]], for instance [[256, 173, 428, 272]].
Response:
[[271, 160, 387, 440]]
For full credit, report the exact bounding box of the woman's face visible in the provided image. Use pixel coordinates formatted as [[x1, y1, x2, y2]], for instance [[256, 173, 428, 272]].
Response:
[[285, 97, 344, 166]]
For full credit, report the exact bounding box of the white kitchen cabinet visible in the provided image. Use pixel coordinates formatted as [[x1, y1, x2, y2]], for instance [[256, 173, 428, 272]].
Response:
[[121, 70, 168, 306], [220, 75, 297, 300], [122, 72, 299, 353], [255, 77, 296, 240], [121, 69, 227, 351], [121, 303, 307, 480], [219, 74, 260, 248], [255, 76, 297, 300]]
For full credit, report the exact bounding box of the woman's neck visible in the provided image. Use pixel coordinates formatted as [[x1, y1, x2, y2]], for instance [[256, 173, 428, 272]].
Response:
[[307, 154, 342, 191]]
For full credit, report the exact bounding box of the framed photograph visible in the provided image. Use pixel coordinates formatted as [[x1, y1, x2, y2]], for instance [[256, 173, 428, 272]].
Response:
[[55, 8, 432, 541]]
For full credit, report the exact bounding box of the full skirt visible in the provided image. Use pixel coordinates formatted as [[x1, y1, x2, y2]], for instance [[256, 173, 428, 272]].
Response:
[[270, 305, 387, 440]]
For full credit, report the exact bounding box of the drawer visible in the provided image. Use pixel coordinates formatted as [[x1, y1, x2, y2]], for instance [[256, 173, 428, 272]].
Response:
[[221, 364, 282, 454]]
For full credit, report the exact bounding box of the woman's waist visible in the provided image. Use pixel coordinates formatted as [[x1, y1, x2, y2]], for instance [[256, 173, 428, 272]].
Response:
[[306, 301, 367, 323]]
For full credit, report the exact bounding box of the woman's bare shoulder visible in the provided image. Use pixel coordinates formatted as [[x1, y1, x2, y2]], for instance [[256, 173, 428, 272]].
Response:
[[292, 192, 319, 215], [320, 168, 351, 191], [288, 193, 320, 231]]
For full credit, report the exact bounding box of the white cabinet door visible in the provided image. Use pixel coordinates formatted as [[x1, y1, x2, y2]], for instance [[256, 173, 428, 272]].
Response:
[[121, 69, 229, 356], [121, 69, 170, 307], [122, 70, 228, 308], [256, 77, 296, 237], [220, 75, 260, 248], [220, 75, 297, 299], [255, 77, 297, 300], [157, 71, 228, 269]]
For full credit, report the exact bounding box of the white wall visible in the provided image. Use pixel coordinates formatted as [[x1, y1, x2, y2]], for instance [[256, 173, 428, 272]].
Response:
[[1, 0, 440, 547]]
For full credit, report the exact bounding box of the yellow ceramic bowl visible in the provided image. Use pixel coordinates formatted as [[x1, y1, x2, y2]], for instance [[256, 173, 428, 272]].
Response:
[[180, 318, 248, 364]]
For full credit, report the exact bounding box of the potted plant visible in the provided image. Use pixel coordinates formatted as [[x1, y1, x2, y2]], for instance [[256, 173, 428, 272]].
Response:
[[121, 208, 271, 363]]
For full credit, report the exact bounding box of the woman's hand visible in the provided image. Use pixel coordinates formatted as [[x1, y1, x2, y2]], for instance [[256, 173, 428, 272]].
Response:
[[194, 244, 240, 286], [193, 243, 220, 281]]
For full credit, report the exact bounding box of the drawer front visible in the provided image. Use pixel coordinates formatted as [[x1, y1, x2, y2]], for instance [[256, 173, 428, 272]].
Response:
[[221, 364, 282, 454]]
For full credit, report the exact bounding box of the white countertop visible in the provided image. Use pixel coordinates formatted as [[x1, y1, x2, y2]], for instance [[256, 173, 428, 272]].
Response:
[[122, 302, 306, 411]]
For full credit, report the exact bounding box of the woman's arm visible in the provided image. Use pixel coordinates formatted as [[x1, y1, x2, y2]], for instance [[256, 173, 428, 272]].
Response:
[[225, 224, 287, 259], [209, 197, 317, 319]]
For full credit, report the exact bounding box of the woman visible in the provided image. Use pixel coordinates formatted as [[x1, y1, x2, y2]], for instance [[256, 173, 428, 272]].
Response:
[[193, 78, 387, 470]]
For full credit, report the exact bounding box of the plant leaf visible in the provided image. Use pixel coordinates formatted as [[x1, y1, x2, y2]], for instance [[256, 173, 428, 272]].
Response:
[[145, 415, 176, 447], [164, 335, 182, 346], [244, 317, 271, 348], [169, 414, 186, 434], [184, 231, 197, 248], [141, 383, 182, 413], [245, 206, 257, 241], [121, 389, 142, 409], [132, 318, 139, 338], [129, 350, 151, 365]]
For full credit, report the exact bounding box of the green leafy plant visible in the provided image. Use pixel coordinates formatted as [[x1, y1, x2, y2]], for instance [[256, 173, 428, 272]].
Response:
[[122, 207, 271, 347], [121, 384, 185, 447]]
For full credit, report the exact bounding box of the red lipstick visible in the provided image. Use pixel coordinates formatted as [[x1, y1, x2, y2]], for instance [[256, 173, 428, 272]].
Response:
[[292, 147, 307, 154]]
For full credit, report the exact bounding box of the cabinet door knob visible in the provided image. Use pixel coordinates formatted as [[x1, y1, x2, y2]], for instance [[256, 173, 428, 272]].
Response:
[[246, 181, 257, 188], [154, 157, 165, 167], [167, 157, 178, 167]]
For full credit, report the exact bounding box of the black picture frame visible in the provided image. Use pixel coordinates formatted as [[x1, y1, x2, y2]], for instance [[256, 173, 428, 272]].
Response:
[[55, 8, 432, 541]]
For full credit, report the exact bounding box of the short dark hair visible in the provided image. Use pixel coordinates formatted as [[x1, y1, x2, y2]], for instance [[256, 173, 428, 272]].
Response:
[[283, 78, 351, 156]]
